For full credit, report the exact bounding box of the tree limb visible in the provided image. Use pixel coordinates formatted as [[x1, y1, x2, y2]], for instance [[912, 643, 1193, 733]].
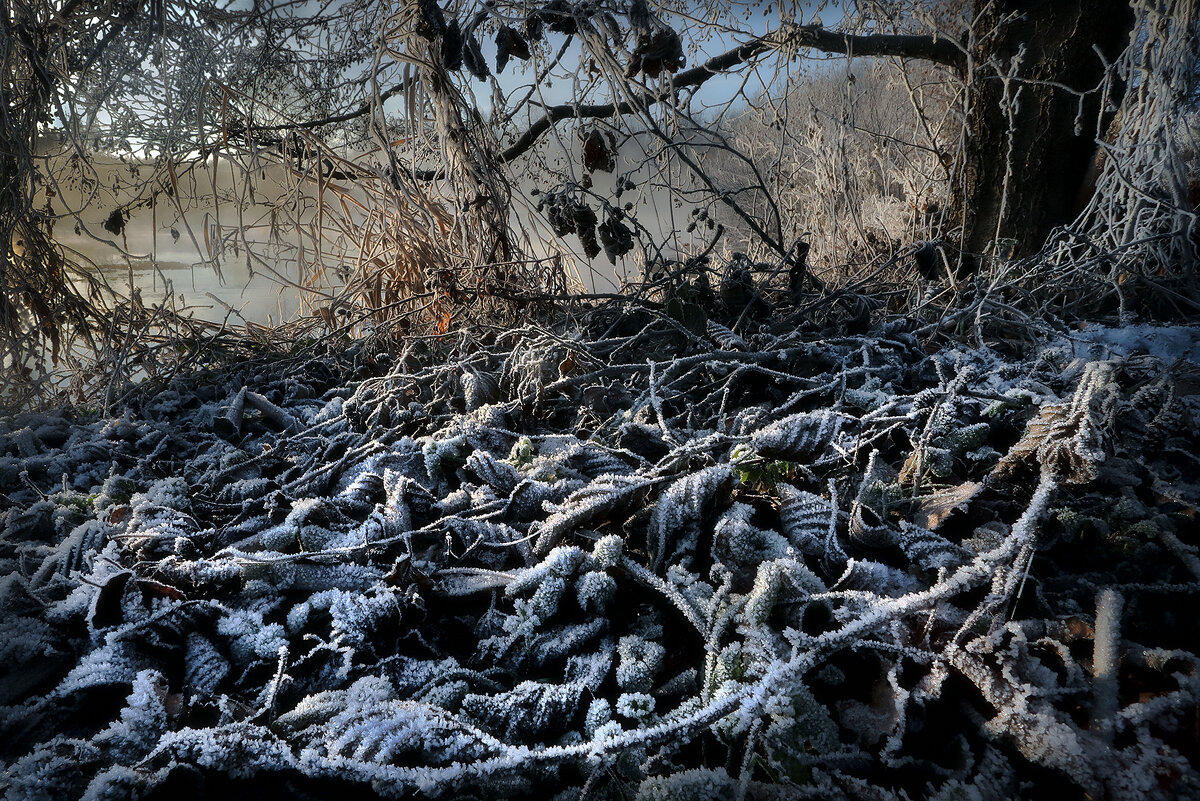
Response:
[[385, 23, 962, 183], [239, 80, 414, 139], [487, 23, 963, 170], [778, 25, 964, 70]]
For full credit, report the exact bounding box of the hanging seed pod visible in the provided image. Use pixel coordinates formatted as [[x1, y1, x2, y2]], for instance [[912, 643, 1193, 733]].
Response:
[[598, 210, 634, 264], [463, 33, 490, 79], [581, 128, 617, 174], [413, 0, 446, 40], [441, 18, 464, 70], [495, 26, 531, 73], [626, 26, 685, 78]]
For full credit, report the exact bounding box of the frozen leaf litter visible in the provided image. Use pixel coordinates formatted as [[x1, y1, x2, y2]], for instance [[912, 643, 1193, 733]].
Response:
[[1, 312, 1199, 800]]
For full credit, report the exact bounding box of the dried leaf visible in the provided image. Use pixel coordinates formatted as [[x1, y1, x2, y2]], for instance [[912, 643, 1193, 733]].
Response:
[[581, 128, 617, 173], [626, 26, 685, 77], [598, 212, 634, 263], [534, 474, 651, 556], [993, 362, 1114, 483], [136, 577, 187, 601], [777, 483, 832, 557], [463, 33, 489, 80], [916, 481, 982, 530], [435, 568, 515, 596], [495, 26, 531, 73], [647, 465, 732, 571]]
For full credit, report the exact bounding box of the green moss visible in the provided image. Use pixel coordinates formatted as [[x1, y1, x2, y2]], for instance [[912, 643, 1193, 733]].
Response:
[[933, 422, 991, 456], [1125, 519, 1160, 538]]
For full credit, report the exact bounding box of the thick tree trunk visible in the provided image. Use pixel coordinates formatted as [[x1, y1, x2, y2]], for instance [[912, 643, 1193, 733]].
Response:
[[952, 0, 1134, 263]]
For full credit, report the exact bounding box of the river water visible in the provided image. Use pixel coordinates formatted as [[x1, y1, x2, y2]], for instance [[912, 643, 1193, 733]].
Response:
[[48, 152, 307, 327], [44, 140, 683, 333]]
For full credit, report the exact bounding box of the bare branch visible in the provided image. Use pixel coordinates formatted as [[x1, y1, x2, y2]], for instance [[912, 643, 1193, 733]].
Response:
[[480, 23, 964, 173]]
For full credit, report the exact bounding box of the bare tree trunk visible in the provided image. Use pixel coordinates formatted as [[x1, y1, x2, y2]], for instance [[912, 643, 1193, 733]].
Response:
[[951, 0, 1134, 264]]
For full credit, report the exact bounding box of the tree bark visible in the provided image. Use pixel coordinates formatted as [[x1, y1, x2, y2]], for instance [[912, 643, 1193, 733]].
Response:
[[950, 0, 1134, 263]]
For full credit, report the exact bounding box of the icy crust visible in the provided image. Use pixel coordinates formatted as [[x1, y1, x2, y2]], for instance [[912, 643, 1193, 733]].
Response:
[[1, 320, 1199, 799]]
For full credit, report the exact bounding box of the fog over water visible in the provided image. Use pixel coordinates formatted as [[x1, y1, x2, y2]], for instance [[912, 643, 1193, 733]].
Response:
[[47, 151, 307, 327], [44, 130, 700, 333]]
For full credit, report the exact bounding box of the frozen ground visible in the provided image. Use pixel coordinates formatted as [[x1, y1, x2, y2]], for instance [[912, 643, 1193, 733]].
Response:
[[1, 306, 1198, 800]]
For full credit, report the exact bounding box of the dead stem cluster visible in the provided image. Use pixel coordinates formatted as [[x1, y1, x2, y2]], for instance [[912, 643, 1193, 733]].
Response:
[[1, 294, 1197, 799]]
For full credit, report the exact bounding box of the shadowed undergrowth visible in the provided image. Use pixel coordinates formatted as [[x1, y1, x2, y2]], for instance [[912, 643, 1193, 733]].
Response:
[[1, 290, 1198, 799]]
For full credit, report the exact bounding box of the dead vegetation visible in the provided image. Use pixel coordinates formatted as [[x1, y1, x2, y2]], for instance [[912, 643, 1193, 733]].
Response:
[[1, 1, 1199, 796], [2, 0, 1198, 411], [2, 279, 1199, 799]]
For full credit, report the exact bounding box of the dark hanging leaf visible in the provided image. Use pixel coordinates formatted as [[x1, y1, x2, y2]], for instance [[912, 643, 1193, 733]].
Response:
[[463, 33, 490, 79], [598, 210, 634, 263], [537, 0, 578, 34], [628, 0, 653, 31], [544, 192, 578, 237], [495, 26, 530, 73], [626, 26, 685, 78], [581, 128, 617, 173], [441, 18, 464, 70], [414, 0, 447, 40], [543, 191, 600, 259], [103, 207, 127, 236], [523, 12, 544, 42], [576, 213, 601, 259]]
